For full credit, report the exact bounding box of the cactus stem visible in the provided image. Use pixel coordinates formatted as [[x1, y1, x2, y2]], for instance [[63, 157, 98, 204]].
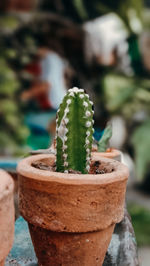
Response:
[[85, 139, 90, 145], [79, 94, 84, 99], [86, 121, 92, 127], [66, 99, 71, 104], [64, 118, 69, 124], [64, 136, 68, 141], [86, 131, 90, 136], [83, 101, 88, 107], [69, 92, 74, 97], [86, 165, 90, 171], [65, 107, 69, 114], [56, 87, 94, 173], [63, 145, 68, 150], [64, 162, 69, 167], [85, 111, 91, 117]]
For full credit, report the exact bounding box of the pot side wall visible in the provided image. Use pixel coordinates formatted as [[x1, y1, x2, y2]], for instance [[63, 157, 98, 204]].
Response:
[[19, 175, 127, 232], [28, 223, 115, 266], [0, 170, 14, 264]]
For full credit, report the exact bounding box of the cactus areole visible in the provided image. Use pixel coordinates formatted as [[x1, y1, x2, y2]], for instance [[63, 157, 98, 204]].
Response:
[[56, 87, 94, 174]]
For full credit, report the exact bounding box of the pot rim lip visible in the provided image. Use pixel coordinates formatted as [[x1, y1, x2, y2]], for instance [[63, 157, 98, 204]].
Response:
[[17, 154, 129, 185], [92, 149, 121, 157], [0, 169, 14, 199]]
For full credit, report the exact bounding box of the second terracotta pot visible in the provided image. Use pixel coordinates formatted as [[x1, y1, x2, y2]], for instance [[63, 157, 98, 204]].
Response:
[[0, 170, 15, 266], [92, 148, 121, 162], [18, 154, 129, 266]]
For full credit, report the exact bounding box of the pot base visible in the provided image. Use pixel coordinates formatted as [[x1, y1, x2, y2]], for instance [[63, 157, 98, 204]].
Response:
[[29, 223, 115, 266]]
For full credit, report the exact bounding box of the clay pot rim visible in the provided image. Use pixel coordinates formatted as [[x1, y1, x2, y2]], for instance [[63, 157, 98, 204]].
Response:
[[0, 169, 14, 200], [92, 149, 121, 158], [17, 154, 129, 185], [92, 148, 121, 156]]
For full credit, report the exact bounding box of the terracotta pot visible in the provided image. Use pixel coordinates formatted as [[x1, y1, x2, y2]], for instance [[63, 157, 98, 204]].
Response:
[[8, 171, 19, 220], [0, 170, 15, 265], [0, 259, 5, 266], [92, 148, 121, 162], [18, 154, 129, 266]]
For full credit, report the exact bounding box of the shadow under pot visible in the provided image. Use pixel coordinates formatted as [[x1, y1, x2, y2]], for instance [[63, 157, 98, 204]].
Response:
[[17, 154, 129, 266]]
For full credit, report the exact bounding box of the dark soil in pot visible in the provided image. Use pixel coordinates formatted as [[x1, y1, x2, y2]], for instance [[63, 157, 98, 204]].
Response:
[[32, 158, 114, 175]]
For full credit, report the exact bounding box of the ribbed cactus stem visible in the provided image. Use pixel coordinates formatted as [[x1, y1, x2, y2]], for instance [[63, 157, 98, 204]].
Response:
[[56, 87, 94, 174]]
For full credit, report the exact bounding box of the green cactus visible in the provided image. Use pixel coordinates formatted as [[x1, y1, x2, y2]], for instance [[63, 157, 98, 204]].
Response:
[[56, 87, 94, 174]]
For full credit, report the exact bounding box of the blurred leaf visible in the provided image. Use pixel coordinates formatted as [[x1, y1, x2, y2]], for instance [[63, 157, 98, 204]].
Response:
[[0, 131, 30, 156], [0, 55, 29, 154], [0, 16, 20, 31], [5, 114, 20, 128], [4, 49, 17, 59], [128, 203, 150, 246], [135, 88, 150, 103], [0, 132, 17, 149], [98, 124, 112, 152], [104, 74, 135, 112], [15, 127, 30, 143], [73, 0, 88, 19], [0, 58, 19, 95], [0, 99, 18, 114], [131, 119, 150, 180]]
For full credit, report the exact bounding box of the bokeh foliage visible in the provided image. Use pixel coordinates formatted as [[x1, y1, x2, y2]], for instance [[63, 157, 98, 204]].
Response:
[[0, 0, 150, 181], [128, 203, 150, 246], [0, 55, 29, 155]]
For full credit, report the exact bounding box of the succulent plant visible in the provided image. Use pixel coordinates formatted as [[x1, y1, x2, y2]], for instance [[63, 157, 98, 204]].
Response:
[[98, 124, 112, 152], [56, 87, 94, 174]]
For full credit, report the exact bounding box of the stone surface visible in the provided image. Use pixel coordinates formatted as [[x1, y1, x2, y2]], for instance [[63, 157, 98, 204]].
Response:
[[6, 208, 139, 266], [103, 208, 139, 266], [6, 217, 37, 266], [138, 247, 150, 266]]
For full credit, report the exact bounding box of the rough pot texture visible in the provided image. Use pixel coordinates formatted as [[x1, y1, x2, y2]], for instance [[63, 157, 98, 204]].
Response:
[[7, 171, 19, 220], [0, 170, 15, 266], [0, 259, 5, 266], [29, 223, 115, 266], [18, 154, 129, 266]]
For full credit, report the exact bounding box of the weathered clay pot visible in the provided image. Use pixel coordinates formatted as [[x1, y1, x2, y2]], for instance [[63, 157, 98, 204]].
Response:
[[5, 170, 20, 220], [18, 154, 129, 266], [93, 148, 121, 162], [0, 170, 15, 266]]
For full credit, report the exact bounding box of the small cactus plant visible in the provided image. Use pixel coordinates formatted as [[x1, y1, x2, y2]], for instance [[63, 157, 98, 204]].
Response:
[[56, 87, 94, 174]]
